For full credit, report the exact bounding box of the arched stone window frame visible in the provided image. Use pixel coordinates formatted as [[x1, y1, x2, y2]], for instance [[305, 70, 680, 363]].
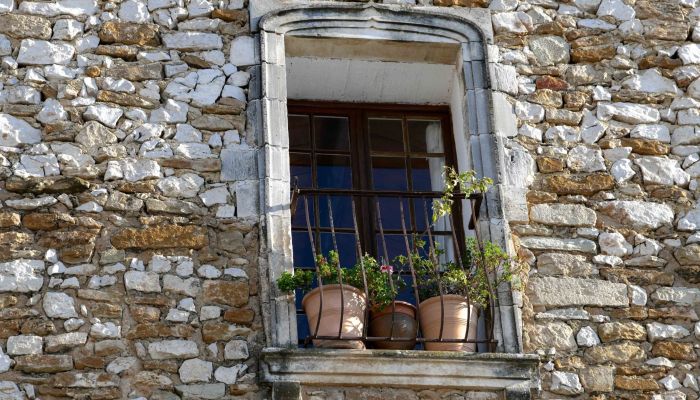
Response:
[[251, 2, 537, 396]]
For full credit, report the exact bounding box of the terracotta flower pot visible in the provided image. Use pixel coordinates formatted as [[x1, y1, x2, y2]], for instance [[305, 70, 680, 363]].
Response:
[[369, 301, 417, 350], [419, 294, 478, 351], [302, 284, 367, 349]]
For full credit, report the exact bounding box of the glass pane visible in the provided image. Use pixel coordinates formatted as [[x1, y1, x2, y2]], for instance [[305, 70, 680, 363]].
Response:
[[292, 231, 315, 268], [318, 195, 353, 229], [291, 194, 315, 227], [375, 197, 411, 231], [411, 157, 446, 191], [317, 155, 352, 189], [319, 233, 358, 267], [369, 118, 404, 153], [314, 116, 350, 151], [408, 120, 443, 153], [289, 114, 311, 150], [290, 153, 312, 188], [372, 157, 407, 190], [412, 197, 435, 232]]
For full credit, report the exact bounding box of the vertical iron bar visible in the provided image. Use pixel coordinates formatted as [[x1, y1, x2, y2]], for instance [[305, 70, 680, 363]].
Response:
[[422, 198, 445, 342], [399, 199, 422, 345], [471, 195, 496, 347], [375, 197, 396, 341], [304, 195, 323, 340], [326, 195, 345, 339], [351, 196, 370, 340]]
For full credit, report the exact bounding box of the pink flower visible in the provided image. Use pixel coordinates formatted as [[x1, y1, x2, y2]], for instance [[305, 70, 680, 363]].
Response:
[[380, 265, 393, 274]]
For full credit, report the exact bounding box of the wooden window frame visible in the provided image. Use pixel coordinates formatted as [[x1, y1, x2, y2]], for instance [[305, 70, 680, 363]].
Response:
[[288, 100, 465, 265]]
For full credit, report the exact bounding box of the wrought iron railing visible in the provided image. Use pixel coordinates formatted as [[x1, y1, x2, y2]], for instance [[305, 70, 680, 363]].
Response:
[[289, 187, 498, 351]]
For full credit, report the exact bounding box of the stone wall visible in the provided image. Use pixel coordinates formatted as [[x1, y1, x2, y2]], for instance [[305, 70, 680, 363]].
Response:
[[0, 0, 699, 398]]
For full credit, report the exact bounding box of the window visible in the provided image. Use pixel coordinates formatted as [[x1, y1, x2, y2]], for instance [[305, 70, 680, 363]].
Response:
[[288, 101, 464, 345]]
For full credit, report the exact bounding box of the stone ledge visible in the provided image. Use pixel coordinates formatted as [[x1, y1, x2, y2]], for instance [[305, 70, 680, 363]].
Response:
[[261, 348, 540, 394]]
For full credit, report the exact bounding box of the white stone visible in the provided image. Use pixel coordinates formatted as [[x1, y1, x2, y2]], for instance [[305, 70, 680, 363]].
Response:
[[593, 254, 623, 267], [101, 77, 135, 93], [148, 340, 199, 359], [224, 340, 248, 360], [174, 143, 213, 159], [647, 322, 690, 342], [163, 308, 187, 322], [90, 322, 121, 339], [163, 32, 222, 51], [5, 196, 57, 210], [652, 287, 700, 305], [214, 365, 241, 384], [37, 99, 68, 124], [630, 285, 648, 306], [551, 371, 584, 395], [174, 384, 226, 399], [648, 357, 676, 368], [0, 354, 10, 373], [19, 0, 98, 16], [660, 375, 682, 391], [84, 104, 123, 128], [230, 36, 255, 66], [672, 126, 700, 146], [518, 124, 542, 141], [124, 271, 161, 292], [0, 259, 43, 293], [0, 113, 41, 147], [492, 11, 530, 34], [17, 40, 74, 65], [106, 357, 137, 374], [515, 101, 545, 123], [0, 0, 13, 12], [53, 19, 83, 40], [6, 335, 42, 355], [631, 124, 671, 143], [544, 126, 580, 142], [200, 305, 221, 320], [150, 99, 188, 123], [199, 186, 229, 206], [536, 308, 590, 320], [162, 275, 201, 297], [623, 69, 679, 95], [634, 157, 690, 186], [64, 318, 85, 332], [679, 43, 700, 65], [157, 173, 204, 198], [599, 232, 632, 257], [597, 102, 660, 124], [529, 277, 629, 307], [683, 374, 699, 391], [178, 298, 195, 312], [76, 201, 102, 213], [119, 0, 150, 22], [43, 292, 78, 319], [175, 124, 202, 142], [187, 0, 213, 17], [530, 203, 596, 227], [179, 358, 212, 383], [528, 36, 570, 66], [567, 146, 606, 172], [598, 201, 674, 230], [576, 326, 600, 347], [221, 85, 246, 101], [611, 159, 635, 183], [520, 237, 597, 253], [119, 158, 162, 182], [15, 154, 60, 178], [597, 0, 635, 20]]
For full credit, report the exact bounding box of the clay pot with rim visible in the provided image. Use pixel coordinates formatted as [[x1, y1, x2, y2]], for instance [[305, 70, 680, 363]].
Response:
[[368, 301, 417, 350], [302, 284, 367, 349], [418, 294, 478, 351]]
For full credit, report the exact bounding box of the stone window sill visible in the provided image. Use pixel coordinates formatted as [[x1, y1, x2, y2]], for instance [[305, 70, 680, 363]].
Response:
[[261, 348, 540, 398]]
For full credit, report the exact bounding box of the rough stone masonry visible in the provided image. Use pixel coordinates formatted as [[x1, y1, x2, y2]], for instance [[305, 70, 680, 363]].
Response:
[[1, 0, 700, 398]]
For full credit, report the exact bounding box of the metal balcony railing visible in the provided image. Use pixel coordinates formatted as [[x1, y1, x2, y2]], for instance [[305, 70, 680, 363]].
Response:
[[289, 187, 498, 351]]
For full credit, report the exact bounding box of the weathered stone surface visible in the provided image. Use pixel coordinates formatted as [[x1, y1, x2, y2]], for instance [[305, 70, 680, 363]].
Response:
[[99, 21, 160, 46], [584, 342, 646, 364], [112, 225, 207, 249], [97, 90, 159, 109], [615, 376, 660, 391], [7, 335, 42, 355], [528, 277, 629, 307], [0, 14, 51, 39], [124, 271, 161, 293], [14, 354, 73, 372], [541, 174, 614, 195], [148, 340, 199, 360], [45, 332, 88, 352], [598, 201, 674, 230], [674, 245, 700, 265], [0, 260, 44, 293], [106, 63, 163, 81], [43, 292, 79, 319], [530, 204, 596, 227], [598, 322, 647, 342], [519, 237, 597, 253], [652, 341, 697, 360], [580, 366, 614, 392], [202, 281, 248, 307], [525, 321, 577, 352]]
